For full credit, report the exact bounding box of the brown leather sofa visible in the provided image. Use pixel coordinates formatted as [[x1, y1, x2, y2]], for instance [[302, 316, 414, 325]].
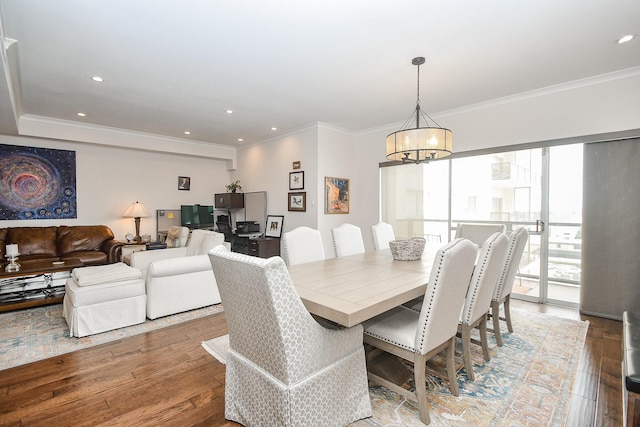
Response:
[[0, 225, 122, 265]]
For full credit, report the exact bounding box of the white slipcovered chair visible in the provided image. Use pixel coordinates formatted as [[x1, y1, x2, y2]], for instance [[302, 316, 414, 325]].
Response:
[[371, 221, 395, 250], [455, 223, 506, 246], [128, 229, 228, 319], [282, 226, 325, 266], [165, 225, 189, 248], [362, 239, 477, 425], [457, 231, 508, 380], [209, 247, 372, 426], [332, 223, 365, 257], [491, 226, 529, 346]]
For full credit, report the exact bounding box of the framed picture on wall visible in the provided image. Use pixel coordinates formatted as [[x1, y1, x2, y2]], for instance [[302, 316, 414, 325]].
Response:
[[178, 176, 190, 191], [265, 215, 285, 238], [289, 171, 304, 190], [288, 192, 306, 212], [324, 176, 349, 214]]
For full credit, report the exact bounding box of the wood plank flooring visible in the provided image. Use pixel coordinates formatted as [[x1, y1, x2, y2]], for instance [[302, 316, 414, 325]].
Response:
[[0, 301, 623, 426]]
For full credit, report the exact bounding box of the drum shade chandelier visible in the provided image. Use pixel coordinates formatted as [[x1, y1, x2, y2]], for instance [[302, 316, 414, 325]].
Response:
[[386, 57, 452, 164]]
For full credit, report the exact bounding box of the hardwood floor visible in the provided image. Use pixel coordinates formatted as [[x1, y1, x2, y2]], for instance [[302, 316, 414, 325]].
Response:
[[0, 301, 623, 426]]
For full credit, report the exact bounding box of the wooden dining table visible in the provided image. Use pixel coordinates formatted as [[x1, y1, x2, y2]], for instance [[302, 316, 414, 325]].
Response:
[[288, 244, 443, 327]]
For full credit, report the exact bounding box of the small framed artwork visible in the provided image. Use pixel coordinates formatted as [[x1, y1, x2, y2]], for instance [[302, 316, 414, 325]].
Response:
[[292, 160, 301, 170], [178, 176, 190, 191], [265, 215, 285, 238], [325, 176, 350, 214], [288, 192, 306, 212], [289, 171, 304, 190]]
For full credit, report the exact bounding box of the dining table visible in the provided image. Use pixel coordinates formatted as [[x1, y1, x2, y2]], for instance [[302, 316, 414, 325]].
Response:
[[288, 243, 444, 327]]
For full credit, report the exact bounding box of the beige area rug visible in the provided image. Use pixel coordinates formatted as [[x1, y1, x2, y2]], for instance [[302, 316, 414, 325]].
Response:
[[0, 303, 224, 370], [202, 308, 588, 427]]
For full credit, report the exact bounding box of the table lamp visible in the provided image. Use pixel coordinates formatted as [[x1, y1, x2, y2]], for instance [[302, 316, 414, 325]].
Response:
[[122, 201, 150, 243]]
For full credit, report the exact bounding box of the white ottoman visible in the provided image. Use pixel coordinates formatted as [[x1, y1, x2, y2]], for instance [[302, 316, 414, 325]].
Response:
[[63, 263, 146, 337]]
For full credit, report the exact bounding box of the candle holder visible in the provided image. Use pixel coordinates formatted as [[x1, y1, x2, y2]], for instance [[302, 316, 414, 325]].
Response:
[[5, 253, 20, 272]]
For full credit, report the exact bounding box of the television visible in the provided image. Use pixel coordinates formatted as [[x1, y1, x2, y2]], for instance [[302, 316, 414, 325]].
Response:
[[197, 205, 215, 228], [181, 204, 214, 229]]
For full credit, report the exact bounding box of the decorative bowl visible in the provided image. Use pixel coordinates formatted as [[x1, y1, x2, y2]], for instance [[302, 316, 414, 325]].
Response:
[[389, 237, 426, 261]]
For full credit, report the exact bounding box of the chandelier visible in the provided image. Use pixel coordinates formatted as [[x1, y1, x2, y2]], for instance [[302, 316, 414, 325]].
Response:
[[386, 57, 452, 164]]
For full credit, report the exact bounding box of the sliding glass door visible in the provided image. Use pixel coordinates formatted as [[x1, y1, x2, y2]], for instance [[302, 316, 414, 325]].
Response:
[[380, 143, 583, 306]]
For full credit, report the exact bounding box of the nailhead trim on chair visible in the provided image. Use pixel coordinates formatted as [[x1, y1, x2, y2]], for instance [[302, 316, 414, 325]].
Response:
[[461, 232, 500, 325], [416, 238, 466, 350]]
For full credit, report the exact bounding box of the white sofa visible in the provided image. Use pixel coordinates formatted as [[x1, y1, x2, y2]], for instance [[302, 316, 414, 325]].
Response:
[[128, 229, 228, 319]]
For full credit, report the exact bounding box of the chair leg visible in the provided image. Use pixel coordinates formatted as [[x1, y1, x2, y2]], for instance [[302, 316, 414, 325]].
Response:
[[504, 294, 514, 333], [492, 301, 504, 347], [461, 325, 474, 381], [414, 354, 431, 425], [446, 337, 459, 396], [479, 315, 491, 361]]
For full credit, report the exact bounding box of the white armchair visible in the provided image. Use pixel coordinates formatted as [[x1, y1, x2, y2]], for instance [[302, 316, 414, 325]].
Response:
[[128, 229, 228, 319], [165, 225, 189, 248]]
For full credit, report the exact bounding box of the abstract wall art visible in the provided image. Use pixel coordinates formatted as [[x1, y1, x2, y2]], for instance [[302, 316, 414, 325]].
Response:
[[0, 144, 77, 220]]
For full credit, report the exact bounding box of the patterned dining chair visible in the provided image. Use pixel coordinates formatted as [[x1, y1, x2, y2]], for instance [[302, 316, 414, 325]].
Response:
[[455, 223, 506, 246], [491, 226, 529, 346], [458, 231, 508, 380], [332, 223, 365, 257], [362, 239, 477, 425], [209, 247, 372, 426], [371, 221, 395, 250], [282, 226, 326, 266]]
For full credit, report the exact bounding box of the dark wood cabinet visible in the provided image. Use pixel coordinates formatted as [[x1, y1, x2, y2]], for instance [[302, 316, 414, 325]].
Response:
[[214, 193, 244, 209], [248, 237, 280, 258]]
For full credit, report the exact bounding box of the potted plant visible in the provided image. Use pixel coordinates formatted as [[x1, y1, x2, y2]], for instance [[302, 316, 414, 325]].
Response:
[[226, 180, 242, 193]]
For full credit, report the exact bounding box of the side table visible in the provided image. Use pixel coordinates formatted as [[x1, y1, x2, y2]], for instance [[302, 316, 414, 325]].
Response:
[[119, 241, 147, 261], [248, 237, 281, 259]]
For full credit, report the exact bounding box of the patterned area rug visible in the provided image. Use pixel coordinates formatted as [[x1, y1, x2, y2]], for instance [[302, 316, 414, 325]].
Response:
[[202, 308, 588, 427], [0, 303, 224, 370]]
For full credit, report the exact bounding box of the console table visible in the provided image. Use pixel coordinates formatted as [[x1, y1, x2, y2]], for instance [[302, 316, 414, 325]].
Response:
[[0, 258, 83, 312]]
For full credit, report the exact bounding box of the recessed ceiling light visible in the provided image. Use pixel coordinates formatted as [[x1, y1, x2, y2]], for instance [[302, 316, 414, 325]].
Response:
[[618, 34, 634, 44], [76, 112, 86, 117], [271, 127, 277, 131], [225, 109, 233, 114], [184, 131, 191, 135], [91, 76, 104, 82], [237, 138, 244, 142]]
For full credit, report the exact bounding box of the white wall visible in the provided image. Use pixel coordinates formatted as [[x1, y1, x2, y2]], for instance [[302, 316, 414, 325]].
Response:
[[317, 124, 358, 256], [235, 124, 319, 232], [0, 134, 232, 240]]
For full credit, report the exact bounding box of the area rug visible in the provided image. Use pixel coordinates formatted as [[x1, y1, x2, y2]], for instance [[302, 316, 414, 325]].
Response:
[[202, 308, 588, 427], [0, 303, 224, 370]]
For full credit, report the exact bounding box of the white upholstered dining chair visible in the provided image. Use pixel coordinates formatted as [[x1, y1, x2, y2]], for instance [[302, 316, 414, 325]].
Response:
[[491, 226, 529, 346], [282, 226, 325, 266], [362, 238, 477, 425], [371, 221, 395, 250], [455, 223, 506, 246], [332, 223, 365, 257], [209, 247, 372, 426], [457, 231, 508, 380]]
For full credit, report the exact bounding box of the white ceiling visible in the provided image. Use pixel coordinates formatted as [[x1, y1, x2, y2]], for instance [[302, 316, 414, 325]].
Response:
[[1, 0, 639, 148]]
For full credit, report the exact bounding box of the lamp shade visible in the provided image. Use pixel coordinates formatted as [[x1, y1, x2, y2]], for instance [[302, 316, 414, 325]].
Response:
[[122, 201, 150, 218], [385, 56, 453, 164], [386, 126, 453, 162]]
